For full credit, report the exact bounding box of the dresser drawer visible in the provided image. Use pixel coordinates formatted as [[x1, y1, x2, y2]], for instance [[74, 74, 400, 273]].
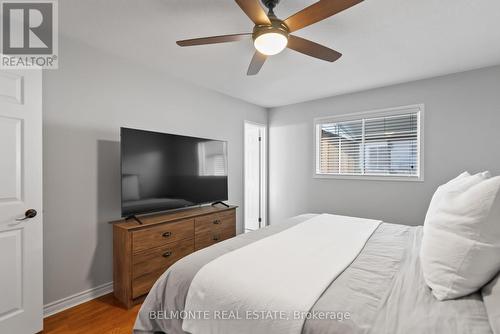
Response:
[[132, 219, 194, 253], [195, 224, 236, 251], [194, 211, 236, 251], [132, 238, 194, 298], [195, 211, 235, 235], [132, 238, 194, 279]]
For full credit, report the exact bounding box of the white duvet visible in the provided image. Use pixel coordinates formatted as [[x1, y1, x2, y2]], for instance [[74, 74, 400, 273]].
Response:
[[182, 214, 381, 334]]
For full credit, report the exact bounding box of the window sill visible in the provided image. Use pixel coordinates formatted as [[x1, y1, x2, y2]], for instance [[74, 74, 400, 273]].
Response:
[[313, 173, 424, 182]]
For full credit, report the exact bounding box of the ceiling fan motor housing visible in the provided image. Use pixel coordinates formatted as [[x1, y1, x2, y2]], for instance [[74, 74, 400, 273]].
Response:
[[252, 15, 289, 42], [254, 0, 288, 41]]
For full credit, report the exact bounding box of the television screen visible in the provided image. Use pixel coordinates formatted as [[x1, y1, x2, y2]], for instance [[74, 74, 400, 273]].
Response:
[[120, 128, 228, 217]]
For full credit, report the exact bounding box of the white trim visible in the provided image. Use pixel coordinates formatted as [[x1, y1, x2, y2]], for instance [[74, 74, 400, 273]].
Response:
[[313, 104, 425, 182], [43, 282, 113, 318], [313, 174, 423, 182], [418, 105, 425, 181], [243, 121, 268, 230], [313, 104, 424, 124]]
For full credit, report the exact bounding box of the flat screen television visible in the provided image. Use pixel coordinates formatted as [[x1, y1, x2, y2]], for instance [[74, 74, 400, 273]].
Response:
[[120, 127, 228, 217]]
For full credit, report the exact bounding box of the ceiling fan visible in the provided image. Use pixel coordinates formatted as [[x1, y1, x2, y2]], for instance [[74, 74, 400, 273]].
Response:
[[176, 0, 363, 75]]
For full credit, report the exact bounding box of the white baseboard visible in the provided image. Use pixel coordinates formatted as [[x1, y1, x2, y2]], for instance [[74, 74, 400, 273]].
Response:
[[43, 281, 113, 318]]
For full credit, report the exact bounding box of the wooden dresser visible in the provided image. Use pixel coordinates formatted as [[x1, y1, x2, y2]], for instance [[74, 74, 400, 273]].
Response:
[[112, 205, 237, 308]]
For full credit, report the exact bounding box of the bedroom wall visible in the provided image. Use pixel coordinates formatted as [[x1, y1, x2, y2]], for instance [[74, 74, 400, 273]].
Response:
[[268, 65, 500, 226], [42, 37, 267, 305]]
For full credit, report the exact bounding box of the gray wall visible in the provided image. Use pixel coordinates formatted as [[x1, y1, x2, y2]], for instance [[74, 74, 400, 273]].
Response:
[[268, 66, 500, 226], [42, 37, 267, 304]]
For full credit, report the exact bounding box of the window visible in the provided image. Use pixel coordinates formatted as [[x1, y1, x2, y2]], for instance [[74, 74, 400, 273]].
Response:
[[315, 105, 423, 181]]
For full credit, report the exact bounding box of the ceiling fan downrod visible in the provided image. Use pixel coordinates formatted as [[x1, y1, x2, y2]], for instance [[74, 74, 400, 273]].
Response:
[[262, 0, 280, 15]]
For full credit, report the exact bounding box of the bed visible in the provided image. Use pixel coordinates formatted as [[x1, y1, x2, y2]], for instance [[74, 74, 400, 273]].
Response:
[[133, 214, 495, 334]]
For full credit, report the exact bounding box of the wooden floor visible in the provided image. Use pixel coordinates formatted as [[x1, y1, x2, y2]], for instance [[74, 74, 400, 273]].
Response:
[[42, 294, 141, 334]]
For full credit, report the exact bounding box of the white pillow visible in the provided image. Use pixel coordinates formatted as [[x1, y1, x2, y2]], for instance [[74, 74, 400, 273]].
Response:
[[422, 171, 470, 230], [482, 272, 500, 334], [420, 171, 500, 300]]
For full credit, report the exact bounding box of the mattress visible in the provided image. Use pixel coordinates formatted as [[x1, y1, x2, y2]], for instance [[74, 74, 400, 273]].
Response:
[[133, 214, 493, 334]]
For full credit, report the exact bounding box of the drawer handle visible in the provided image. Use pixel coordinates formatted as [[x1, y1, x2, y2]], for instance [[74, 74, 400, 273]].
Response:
[[213, 235, 220, 241], [213, 219, 221, 225], [162, 231, 172, 238], [162, 251, 172, 258]]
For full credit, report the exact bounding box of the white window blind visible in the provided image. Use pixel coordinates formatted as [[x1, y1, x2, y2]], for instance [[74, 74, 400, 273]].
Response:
[[315, 105, 423, 180]]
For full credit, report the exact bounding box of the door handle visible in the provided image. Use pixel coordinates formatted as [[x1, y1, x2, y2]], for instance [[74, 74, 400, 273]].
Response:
[[16, 209, 37, 221]]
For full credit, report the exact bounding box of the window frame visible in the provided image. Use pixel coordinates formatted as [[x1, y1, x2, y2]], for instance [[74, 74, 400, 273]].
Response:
[[313, 104, 425, 182]]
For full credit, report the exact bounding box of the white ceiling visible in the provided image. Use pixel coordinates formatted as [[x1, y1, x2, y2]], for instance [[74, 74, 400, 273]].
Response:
[[60, 0, 500, 107]]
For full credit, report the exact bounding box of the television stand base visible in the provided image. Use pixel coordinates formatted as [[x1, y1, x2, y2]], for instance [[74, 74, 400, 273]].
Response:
[[211, 201, 230, 208], [124, 215, 143, 225]]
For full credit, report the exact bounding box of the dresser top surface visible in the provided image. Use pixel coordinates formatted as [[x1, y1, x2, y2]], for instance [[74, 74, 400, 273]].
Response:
[[111, 205, 237, 231]]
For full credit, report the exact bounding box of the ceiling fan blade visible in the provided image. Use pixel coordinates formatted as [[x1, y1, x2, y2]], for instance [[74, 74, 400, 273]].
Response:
[[177, 33, 251, 47], [247, 51, 267, 76], [284, 0, 363, 32], [235, 0, 271, 25], [287, 35, 342, 62]]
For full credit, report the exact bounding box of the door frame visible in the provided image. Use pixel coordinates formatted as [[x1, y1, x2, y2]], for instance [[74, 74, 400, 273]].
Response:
[[243, 121, 267, 231]]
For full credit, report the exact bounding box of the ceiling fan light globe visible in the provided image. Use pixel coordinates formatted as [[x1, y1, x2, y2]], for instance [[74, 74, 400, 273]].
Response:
[[254, 32, 288, 56]]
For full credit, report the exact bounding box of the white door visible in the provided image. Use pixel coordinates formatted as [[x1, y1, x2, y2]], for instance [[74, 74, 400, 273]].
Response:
[[244, 122, 266, 232], [0, 69, 43, 334]]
